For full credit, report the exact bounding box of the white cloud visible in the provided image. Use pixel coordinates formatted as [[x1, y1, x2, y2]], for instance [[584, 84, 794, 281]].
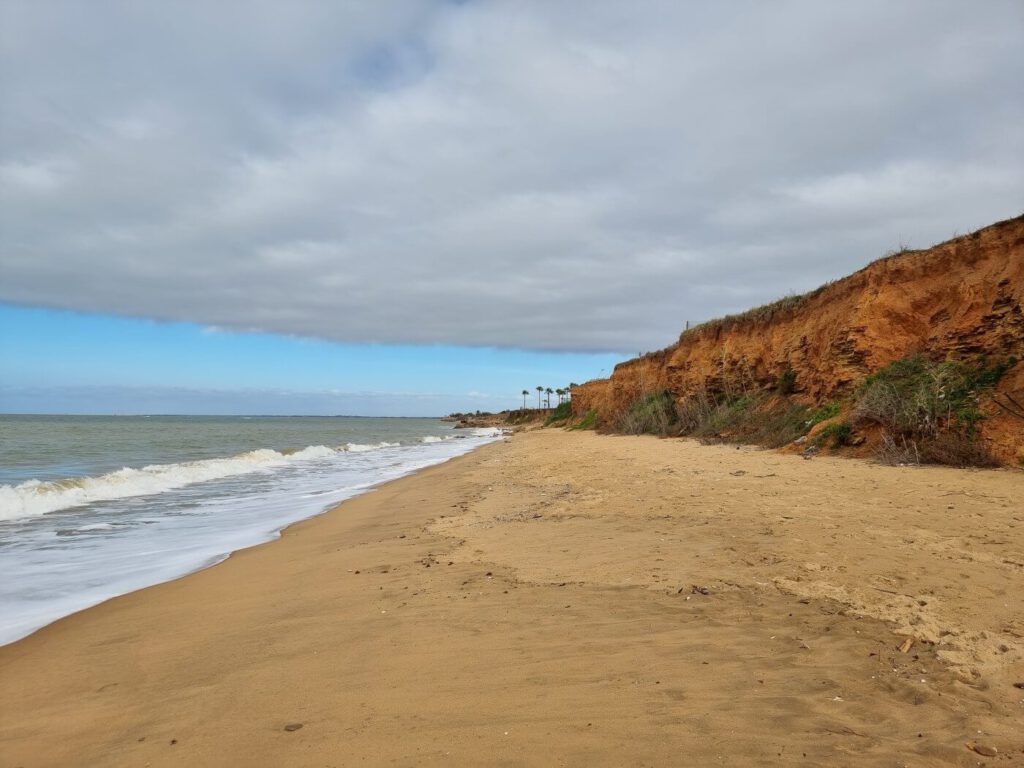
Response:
[[1, 0, 1021, 352]]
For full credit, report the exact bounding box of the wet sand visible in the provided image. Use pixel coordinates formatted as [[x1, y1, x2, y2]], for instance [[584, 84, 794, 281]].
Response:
[[1, 429, 1022, 766]]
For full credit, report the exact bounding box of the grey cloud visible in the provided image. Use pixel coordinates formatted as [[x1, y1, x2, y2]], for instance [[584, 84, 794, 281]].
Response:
[[2, 0, 1022, 353]]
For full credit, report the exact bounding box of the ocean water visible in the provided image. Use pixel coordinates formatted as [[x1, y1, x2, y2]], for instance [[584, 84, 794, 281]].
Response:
[[0, 415, 503, 646]]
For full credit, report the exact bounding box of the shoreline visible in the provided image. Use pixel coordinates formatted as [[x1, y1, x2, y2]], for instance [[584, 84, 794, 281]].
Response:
[[2, 430, 1022, 765], [0, 434, 499, 651]]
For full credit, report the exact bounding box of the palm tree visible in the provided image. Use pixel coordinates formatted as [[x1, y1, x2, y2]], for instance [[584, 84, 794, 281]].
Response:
[[521, 389, 529, 409], [545, 387, 553, 408], [557, 388, 565, 404], [536, 386, 543, 408]]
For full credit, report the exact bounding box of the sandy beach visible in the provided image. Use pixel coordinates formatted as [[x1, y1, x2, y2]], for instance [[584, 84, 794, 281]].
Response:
[[2, 429, 1022, 767]]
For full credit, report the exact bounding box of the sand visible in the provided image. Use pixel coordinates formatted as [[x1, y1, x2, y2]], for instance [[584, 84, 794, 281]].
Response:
[[1, 430, 1022, 767]]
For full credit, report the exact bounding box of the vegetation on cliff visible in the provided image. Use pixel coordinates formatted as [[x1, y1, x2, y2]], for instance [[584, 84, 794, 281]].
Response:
[[571, 215, 1024, 466], [599, 353, 1017, 467]]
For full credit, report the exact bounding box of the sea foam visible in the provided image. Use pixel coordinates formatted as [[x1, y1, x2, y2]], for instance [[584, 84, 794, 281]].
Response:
[[0, 443, 397, 521]]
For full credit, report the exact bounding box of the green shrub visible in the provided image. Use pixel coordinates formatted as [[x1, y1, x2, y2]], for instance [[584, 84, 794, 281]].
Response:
[[673, 389, 813, 448], [674, 389, 720, 433], [692, 394, 755, 438], [742, 402, 815, 448], [618, 390, 679, 436], [807, 401, 841, 426], [855, 354, 1014, 466], [695, 397, 811, 448], [544, 401, 572, 426], [776, 364, 797, 395], [571, 409, 598, 431], [817, 421, 852, 448], [857, 355, 1011, 438]]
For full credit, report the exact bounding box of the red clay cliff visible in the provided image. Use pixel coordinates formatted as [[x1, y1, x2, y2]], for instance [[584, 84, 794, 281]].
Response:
[[573, 214, 1024, 463]]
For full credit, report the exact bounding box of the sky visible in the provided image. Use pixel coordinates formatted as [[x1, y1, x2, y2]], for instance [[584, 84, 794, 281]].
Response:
[[1, 1, 1022, 414]]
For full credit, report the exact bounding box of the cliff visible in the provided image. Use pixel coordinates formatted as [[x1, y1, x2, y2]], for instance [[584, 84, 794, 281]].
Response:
[[572, 214, 1024, 463]]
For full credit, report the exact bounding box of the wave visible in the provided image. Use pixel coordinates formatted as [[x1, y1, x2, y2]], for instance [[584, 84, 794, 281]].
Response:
[[0, 442, 395, 522], [343, 441, 400, 452], [424, 427, 504, 442]]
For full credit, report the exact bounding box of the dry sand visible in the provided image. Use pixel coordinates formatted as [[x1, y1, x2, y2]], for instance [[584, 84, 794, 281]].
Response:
[[1, 429, 1022, 767]]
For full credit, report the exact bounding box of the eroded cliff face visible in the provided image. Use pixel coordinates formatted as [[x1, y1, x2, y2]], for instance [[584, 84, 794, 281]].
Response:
[[573, 214, 1024, 462]]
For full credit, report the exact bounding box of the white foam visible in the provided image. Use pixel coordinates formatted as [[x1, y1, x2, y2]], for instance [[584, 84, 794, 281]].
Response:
[[421, 435, 455, 443], [0, 444, 359, 521], [289, 445, 338, 460], [73, 522, 116, 532], [343, 441, 400, 452]]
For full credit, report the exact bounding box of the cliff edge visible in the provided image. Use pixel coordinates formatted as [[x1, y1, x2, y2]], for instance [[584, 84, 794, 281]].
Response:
[[572, 214, 1024, 464]]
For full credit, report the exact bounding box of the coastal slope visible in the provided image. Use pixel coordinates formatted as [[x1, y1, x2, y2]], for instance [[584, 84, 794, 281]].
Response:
[[573, 214, 1024, 462]]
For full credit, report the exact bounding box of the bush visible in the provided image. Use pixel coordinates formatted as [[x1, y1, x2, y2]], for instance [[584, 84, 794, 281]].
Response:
[[691, 394, 756, 438], [776, 364, 797, 395], [571, 409, 598, 430], [697, 397, 812, 448], [807, 401, 841, 426], [855, 354, 1014, 466], [917, 431, 999, 468], [544, 401, 573, 426], [816, 421, 852, 448], [674, 389, 720, 433], [673, 389, 813, 448], [618, 390, 679, 436]]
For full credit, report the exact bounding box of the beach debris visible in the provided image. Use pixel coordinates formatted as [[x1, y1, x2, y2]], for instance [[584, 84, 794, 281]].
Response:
[[691, 585, 710, 596], [170, 739, 177, 745], [969, 743, 998, 757], [1012, 681, 1024, 689], [729, 470, 746, 476], [898, 637, 915, 654], [284, 723, 304, 732]]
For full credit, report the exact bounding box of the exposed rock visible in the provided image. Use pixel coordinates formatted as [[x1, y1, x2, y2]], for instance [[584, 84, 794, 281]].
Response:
[[572, 215, 1024, 463]]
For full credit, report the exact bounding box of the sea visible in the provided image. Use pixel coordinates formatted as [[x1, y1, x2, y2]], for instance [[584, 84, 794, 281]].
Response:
[[0, 414, 503, 646]]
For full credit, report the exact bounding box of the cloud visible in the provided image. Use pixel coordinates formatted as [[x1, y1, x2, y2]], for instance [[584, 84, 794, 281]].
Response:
[[1, 0, 1022, 353]]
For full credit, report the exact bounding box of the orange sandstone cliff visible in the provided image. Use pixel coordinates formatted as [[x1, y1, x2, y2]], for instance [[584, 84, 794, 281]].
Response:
[[572, 214, 1024, 463]]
